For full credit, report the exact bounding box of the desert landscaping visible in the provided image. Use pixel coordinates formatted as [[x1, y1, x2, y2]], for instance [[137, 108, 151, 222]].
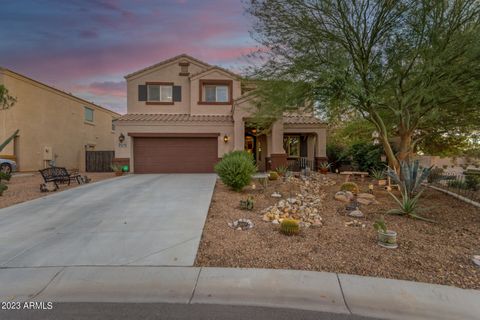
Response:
[[0, 172, 116, 209], [196, 172, 480, 289]]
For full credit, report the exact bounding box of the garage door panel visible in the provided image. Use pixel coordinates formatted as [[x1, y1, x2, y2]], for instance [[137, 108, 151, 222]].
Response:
[[134, 137, 218, 173]]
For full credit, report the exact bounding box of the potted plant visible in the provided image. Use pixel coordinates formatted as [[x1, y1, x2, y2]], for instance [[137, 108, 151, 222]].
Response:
[[373, 215, 397, 249], [111, 164, 123, 176], [275, 165, 288, 176], [371, 168, 386, 186], [318, 162, 331, 174]]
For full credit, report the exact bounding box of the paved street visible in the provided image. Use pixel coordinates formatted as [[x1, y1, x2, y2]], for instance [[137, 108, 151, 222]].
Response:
[[0, 303, 383, 320], [0, 174, 216, 267]]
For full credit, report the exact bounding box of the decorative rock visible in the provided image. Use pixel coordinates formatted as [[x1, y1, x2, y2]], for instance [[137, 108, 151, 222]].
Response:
[[271, 192, 282, 198], [272, 219, 279, 224], [334, 191, 350, 202], [348, 209, 364, 218], [228, 219, 254, 230], [345, 220, 365, 228], [345, 191, 354, 200], [357, 198, 373, 206], [473, 255, 480, 267], [345, 200, 359, 212], [358, 193, 375, 200]]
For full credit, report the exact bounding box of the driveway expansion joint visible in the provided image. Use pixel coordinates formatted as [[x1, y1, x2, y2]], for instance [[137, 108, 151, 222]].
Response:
[[336, 273, 352, 315], [188, 267, 202, 304], [28, 266, 65, 301]]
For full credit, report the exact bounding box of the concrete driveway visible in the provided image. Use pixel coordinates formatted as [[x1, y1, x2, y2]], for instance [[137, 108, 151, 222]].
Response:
[[0, 174, 216, 267]]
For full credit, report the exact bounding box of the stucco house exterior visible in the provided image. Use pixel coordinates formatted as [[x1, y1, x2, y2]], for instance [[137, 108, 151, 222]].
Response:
[[0, 68, 120, 171], [114, 54, 327, 173]]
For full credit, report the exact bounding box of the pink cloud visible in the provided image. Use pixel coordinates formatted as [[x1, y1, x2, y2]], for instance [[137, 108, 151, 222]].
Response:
[[74, 80, 126, 98]]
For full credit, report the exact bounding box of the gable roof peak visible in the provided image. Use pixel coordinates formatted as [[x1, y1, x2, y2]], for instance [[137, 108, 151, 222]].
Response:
[[124, 54, 212, 79]]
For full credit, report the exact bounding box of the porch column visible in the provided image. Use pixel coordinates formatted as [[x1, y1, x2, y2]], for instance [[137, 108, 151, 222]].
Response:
[[233, 118, 245, 151], [315, 128, 328, 169], [307, 135, 316, 161], [270, 119, 287, 170]]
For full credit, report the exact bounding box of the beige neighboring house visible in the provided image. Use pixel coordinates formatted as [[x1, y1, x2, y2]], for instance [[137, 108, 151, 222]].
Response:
[[0, 67, 120, 172], [114, 54, 327, 173]]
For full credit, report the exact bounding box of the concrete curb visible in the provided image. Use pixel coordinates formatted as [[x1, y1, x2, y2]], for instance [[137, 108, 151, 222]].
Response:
[[0, 266, 478, 320]]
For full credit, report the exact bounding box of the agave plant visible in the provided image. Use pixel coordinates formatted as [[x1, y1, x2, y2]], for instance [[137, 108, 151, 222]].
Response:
[[318, 162, 331, 169], [387, 187, 434, 222], [370, 168, 385, 180], [386, 160, 432, 198]]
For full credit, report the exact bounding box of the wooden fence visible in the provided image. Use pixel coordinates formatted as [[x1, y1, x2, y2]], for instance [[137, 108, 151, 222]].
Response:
[[86, 151, 114, 172]]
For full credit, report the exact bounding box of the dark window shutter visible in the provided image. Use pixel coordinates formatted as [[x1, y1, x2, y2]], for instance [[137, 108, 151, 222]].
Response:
[[138, 85, 147, 101], [173, 85, 181, 102]]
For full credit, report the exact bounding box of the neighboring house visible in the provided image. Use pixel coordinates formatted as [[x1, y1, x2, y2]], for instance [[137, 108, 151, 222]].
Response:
[[114, 54, 327, 173], [0, 68, 120, 171]]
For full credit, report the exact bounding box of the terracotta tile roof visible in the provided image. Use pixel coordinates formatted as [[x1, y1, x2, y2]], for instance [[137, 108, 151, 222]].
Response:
[[115, 113, 233, 122], [283, 115, 325, 125]]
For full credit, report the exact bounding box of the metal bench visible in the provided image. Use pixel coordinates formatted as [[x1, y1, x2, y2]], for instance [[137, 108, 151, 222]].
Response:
[[39, 167, 82, 188]]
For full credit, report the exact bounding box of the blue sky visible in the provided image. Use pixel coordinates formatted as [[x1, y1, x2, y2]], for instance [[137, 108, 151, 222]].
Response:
[[0, 0, 256, 113]]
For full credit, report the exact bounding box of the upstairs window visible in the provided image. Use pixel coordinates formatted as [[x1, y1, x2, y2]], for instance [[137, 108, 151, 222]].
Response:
[[199, 80, 232, 104], [147, 83, 173, 103], [84, 107, 94, 122]]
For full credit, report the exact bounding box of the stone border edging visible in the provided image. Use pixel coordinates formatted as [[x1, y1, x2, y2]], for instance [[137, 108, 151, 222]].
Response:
[[0, 266, 479, 320]]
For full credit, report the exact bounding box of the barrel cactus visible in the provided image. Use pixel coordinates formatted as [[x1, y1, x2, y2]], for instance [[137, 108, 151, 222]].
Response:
[[280, 219, 300, 236], [340, 182, 359, 194]]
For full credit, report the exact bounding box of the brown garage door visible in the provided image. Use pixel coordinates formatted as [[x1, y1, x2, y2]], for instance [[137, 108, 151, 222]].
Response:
[[133, 136, 218, 173]]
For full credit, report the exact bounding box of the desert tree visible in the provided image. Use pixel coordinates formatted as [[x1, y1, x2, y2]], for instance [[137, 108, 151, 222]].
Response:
[[246, 0, 480, 169]]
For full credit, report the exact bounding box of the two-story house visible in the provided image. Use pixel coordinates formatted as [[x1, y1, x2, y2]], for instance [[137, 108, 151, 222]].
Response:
[[0, 67, 119, 172], [113, 54, 327, 173]]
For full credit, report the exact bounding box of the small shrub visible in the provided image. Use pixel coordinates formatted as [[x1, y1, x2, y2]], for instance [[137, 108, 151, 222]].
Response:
[[0, 172, 11, 182], [280, 219, 300, 236], [340, 182, 359, 194], [215, 151, 256, 191], [447, 180, 468, 189], [275, 165, 288, 176], [465, 174, 480, 191], [269, 171, 279, 180], [239, 196, 254, 210], [0, 183, 8, 196], [345, 142, 383, 172], [427, 167, 444, 183]]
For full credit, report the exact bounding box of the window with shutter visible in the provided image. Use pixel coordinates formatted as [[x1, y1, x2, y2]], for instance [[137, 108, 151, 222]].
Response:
[[145, 82, 174, 105]]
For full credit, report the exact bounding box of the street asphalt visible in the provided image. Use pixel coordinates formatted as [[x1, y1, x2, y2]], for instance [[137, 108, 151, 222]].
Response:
[[0, 303, 383, 320]]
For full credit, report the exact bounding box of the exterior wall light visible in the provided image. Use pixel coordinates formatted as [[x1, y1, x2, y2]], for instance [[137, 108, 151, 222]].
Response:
[[223, 135, 229, 143], [119, 133, 125, 143]]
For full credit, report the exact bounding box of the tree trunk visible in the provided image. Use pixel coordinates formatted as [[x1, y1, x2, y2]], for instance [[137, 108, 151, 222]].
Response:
[[380, 133, 399, 171], [397, 131, 413, 162]]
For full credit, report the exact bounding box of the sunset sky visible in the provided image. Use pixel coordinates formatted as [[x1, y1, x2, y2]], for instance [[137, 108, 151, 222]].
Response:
[[0, 0, 256, 113]]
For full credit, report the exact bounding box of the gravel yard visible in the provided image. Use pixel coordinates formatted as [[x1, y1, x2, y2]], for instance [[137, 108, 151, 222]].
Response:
[[0, 172, 117, 209], [195, 173, 480, 289]]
